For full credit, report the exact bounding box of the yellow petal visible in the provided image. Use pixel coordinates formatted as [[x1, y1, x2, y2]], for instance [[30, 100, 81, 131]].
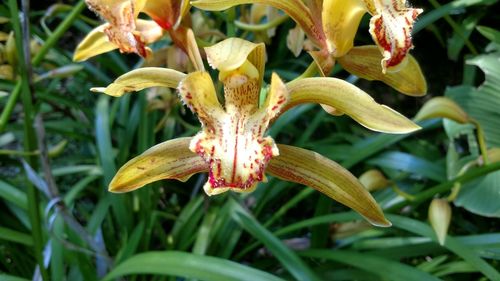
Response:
[[414, 97, 469, 123], [109, 137, 208, 192], [141, 0, 187, 30], [428, 198, 452, 246], [86, 0, 149, 57], [205, 38, 264, 74], [135, 19, 164, 44], [267, 144, 391, 227], [191, 0, 324, 47], [177, 71, 224, 128], [257, 73, 289, 120], [205, 38, 265, 92], [322, 0, 366, 57], [364, 0, 423, 72], [73, 25, 118, 62], [338, 45, 427, 96], [91, 67, 186, 97], [286, 78, 420, 133]]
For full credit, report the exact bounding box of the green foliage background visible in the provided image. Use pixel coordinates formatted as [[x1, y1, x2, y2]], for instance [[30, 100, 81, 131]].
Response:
[[1, 0, 500, 280]]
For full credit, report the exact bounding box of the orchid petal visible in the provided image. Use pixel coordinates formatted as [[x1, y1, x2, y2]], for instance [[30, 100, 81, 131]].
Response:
[[135, 19, 165, 44], [73, 25, 117, 62], [322, 0, 366, 57], [338, 45, 427, 96], [257, 73, 289, 121], [91, 67, 186, 97], [205, 38, 264, 74], [267, 144, 391, 227], [191, 0, 324, 47], [109, 137, 208, 193], [364, 0, 423, 72], [286, 78, 420, 133], [140, 0, 187, 30], [177, 71, 224, 128], [85, 0, 149, 57], [205, 38, 265, 92]]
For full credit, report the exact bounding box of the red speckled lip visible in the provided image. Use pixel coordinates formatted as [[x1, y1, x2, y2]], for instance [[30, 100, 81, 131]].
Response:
[[206, 144, 274, 190]]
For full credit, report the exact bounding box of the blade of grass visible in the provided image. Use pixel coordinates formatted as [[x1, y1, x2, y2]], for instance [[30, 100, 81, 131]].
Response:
[[8, 0, 47, 278], [388, 214, 500, 280], [301, 249, 440, 281], [229, 199, 321, 281], [102, 251, 285, 281], [0, 226, 33, 246]]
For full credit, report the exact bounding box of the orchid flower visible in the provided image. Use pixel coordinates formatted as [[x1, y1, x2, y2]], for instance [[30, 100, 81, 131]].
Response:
[[191, 0, 427, 97], [91, 38, 421, 226], [73, 0, 190, 61]]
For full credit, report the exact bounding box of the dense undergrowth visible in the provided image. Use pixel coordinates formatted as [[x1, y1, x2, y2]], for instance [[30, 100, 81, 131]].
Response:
[[1, 0, 500, 280]]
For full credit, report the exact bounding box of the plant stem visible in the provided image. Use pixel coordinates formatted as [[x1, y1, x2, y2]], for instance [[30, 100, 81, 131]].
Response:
[[0, 0, 86, 133], [0, 82, 21, 132], [234, 15, 290, 32], [386, 161, 500, 212], [8, 0, 47, 279], [32, 0, 86, 67], [470, 119, 489, 164]]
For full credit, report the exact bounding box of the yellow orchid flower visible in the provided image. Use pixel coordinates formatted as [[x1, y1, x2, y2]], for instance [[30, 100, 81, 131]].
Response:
[[191, 0, 426, 96], [73, 0, 190, 61], [91, 38, 421, 227]]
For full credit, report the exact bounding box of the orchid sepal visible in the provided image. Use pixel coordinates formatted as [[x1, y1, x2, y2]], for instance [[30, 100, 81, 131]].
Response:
[[286, 77, 420, 134], [268, 144, 391, 227], [338, 45, 427, 96], [109, 137, 208, 193], [90, 67, 186, 97]]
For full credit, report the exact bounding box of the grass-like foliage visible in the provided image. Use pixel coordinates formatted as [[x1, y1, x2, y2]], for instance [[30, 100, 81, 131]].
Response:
[[1, 0, 500, 280]]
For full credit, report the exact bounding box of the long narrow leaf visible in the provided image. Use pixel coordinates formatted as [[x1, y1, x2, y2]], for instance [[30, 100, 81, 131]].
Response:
[[101, 251, 284, 281]]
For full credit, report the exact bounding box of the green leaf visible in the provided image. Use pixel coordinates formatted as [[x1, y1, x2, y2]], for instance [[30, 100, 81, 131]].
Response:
[[300, 250, 440, 281], [101, 251, 284, 281], [0, 274, 31, 281], [454, 170, 500, 217], [0, 226, 33, 246], [477, 25, 500, 44], [388, 214, 500, 280], [446, 50, 500, 216], [413, 0, 497, 34], [229, 200, 321, 281], [0, 180, 27, 210], [367, 151, 446, 182]]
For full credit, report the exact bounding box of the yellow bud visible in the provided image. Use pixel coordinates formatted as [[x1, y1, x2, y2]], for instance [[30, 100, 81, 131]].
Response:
[[414, 97, 469, 123], [429, 198, 452, 246], [30, 39, 42, 57], [5, 32, 16, 68], [48, 140, 68, 158], [359, 169, 390, 192], [0, 64, 13, 80]]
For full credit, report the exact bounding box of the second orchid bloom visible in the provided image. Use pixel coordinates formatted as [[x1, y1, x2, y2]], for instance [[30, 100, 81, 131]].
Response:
[[93, 37, 421, 227]]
